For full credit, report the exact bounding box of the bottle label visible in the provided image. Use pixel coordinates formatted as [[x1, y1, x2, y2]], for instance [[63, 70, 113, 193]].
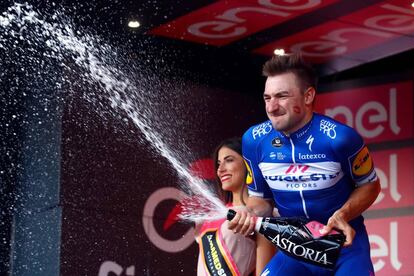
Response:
[[267, 233, 332, 266], [258, 216, 344, 269]]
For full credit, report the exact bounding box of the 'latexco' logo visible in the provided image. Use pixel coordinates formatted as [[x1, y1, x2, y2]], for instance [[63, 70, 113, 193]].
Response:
[[298, 153, 326, 160], [252, 122, 272, 139], [320, 120, 337, 139]]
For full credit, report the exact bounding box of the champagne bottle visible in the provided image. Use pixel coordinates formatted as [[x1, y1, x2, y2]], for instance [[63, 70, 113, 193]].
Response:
[[227, 209, 345, 270]]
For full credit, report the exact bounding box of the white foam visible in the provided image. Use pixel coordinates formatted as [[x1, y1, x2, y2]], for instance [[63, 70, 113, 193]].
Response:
[[1, 3, 226, 223]]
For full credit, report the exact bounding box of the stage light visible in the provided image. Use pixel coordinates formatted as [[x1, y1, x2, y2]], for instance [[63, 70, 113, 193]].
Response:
[[128, 20, 140, 28], [273, 49, 285, 56]]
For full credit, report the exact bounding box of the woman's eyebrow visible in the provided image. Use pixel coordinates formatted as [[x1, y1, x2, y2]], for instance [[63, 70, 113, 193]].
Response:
[[223, 155, 235, 160]]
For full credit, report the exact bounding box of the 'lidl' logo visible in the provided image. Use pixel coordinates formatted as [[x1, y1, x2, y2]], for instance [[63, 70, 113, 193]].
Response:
[[352, 146, 373, 176], [244, 160, 253, 185]]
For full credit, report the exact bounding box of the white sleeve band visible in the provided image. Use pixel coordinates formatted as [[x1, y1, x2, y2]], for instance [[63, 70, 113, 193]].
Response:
[[248, 190, 264, 198], [355, 169, 378, 186]]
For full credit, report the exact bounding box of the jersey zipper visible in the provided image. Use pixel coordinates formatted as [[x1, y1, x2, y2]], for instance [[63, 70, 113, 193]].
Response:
[[289, 137, 309, 219]]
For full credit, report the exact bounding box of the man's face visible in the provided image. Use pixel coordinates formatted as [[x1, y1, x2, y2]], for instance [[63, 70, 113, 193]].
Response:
[[264, 72, 312, 134]]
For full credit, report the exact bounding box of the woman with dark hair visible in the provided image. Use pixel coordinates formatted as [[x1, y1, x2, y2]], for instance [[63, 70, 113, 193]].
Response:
[[196, 138, 275, 276]]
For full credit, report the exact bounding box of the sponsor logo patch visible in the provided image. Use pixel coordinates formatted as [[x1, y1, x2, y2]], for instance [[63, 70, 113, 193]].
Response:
[[298, 153, 327, 160], [272, 137, 283, 147], [285, 164, 309, 174], [259, 161, 343, 191], [352, 146, 373, 176], [244, 160, 253, 185], [277, 152, 286, 160], [320, 119, 337, 139], [296, 123, 312, 139], [306, 135, 314, 152], [252, 121, 272, 139]]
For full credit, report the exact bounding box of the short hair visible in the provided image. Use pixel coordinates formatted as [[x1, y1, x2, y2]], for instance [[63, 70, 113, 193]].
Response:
[[262, 53, 318, 92]]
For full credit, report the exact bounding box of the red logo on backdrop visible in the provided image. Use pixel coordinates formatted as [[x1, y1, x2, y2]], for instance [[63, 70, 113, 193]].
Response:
[[314, 81, 413, 144], [366, 216, 414, 275], [188, 158, 215, 180], [149, 0, 339, 46], [370, 147, 414, 210], [253, 1, 414, 62], [163, 158, 215, 231], [142, 187, 195, 253], [142, 158, 215, 253]]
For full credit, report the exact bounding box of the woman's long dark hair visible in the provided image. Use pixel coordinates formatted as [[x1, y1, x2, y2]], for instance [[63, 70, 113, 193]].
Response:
[[213, 137, 247, 205]]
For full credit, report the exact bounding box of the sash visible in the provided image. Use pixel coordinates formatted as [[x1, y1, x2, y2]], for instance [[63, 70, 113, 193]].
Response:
[[198, 219, 240, 276]]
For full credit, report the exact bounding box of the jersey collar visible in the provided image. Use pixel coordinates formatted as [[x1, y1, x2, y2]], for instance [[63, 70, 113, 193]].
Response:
[[281, 113, 314, 141]]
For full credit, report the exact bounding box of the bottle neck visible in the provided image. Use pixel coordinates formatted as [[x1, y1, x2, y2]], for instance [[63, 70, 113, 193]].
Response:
[[255, 217, 263, 232]]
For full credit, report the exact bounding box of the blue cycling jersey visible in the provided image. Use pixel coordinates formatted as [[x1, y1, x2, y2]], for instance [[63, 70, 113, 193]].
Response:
[[243, 113, 377, 275]]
